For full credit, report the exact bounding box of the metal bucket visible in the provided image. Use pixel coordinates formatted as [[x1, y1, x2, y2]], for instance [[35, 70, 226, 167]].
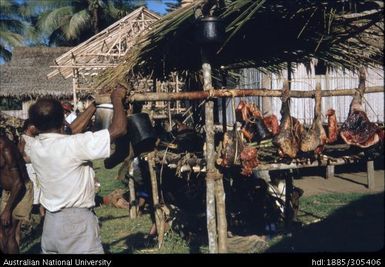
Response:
[[127, 113, 157, 155], [94, 104, 113, 130]]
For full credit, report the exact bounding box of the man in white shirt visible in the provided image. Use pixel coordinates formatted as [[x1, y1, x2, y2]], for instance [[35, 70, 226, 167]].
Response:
[[27, 85, 127, 254]]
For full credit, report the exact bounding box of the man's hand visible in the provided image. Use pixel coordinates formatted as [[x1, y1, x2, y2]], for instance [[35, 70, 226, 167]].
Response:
[[110, 84, 127, 103], [0, 210, 11, 227]]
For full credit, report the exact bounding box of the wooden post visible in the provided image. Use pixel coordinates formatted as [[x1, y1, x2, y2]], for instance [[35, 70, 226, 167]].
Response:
[[325, 165, 335, 179], [147, 151, 165, 248], [129, 176, 137, 219], [284, 170, 294, 233], [367, 160, 375, 190], [71, 54, 78, 108], [202, 53, 218, 253], [215, 174, 228, 252], [221, 98, 227, 133], [72, 69, 78, 108], [201, 48, 228, 253]]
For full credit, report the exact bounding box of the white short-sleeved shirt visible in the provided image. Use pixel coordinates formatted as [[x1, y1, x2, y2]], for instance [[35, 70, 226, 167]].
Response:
[[22, 134, 41, 205], [28, 130, 110, 212]]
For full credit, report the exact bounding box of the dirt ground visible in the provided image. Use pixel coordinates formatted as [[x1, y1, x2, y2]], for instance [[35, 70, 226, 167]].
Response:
[[292, 161, 384, 197]]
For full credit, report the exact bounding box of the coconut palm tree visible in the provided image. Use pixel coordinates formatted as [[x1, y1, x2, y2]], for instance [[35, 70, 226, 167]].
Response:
[[27, 0, 145, 46], [0, 0, 33, 62]]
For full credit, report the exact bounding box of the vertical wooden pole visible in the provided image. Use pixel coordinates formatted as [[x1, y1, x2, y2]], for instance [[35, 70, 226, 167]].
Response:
[[367, 160, 375, 190], [72, 69, 78, 108], [71, 54, 78, 108], [221, 98, 227, 133], [284, 170, 294, 233], [202, 50, 227, 253], [147, 151, 165, 248], [220, 70, 227, 133], [287, 62, 292, 90], [129, 176, 137, 219], [325, 165, 335, 179], [215, 174, 228, 252], [259, 72, 272, 182], [202, 52, 218, 253]]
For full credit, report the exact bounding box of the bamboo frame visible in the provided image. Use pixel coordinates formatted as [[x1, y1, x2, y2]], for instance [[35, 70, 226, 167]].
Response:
[[47, 7, 160, 89]]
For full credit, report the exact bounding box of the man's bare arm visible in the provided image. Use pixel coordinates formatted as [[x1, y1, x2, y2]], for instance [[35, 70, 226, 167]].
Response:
[[0, 148, 25, 226], [108, 85, 127, 143], [69, 102, 97, 134]]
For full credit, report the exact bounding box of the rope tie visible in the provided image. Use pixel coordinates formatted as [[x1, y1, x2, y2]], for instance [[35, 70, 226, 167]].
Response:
[[205, 170, 223, 181], [208, 87, 215, 99]]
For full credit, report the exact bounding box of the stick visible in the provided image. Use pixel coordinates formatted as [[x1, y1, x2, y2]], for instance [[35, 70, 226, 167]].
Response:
[[147, 151, 165, 248]]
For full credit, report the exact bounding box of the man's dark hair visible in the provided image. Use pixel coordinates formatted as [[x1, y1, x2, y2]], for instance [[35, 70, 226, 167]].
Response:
[[21, 119, 33, 133], [29, 98, 64, 132]]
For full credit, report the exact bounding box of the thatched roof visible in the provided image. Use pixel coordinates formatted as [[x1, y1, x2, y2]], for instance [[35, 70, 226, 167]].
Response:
[[0, 47, 74, 99], [95, 0, 384, 89]]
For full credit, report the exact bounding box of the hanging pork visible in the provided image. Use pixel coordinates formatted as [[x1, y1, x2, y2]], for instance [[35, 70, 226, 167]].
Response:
[[300, 83, 327, 154], [219, 129, 244, 168], [263, 114, 280, 136], [326, 108, 339, 144], [340, 70, 382, 148], [273, 82, 302, 158], [240, 146, 259, 176]]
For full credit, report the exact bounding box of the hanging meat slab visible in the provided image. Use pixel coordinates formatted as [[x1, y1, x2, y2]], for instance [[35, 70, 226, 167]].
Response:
[[300, 83, 327, 154], [240, 146, 259, 176], [340, 110, 381, 148], [263, 114, 280, 136], [273, 82, 301, 158], [220, 131, 244, 167], [340, 69, 381, 148], [326, 108, 339, 144]]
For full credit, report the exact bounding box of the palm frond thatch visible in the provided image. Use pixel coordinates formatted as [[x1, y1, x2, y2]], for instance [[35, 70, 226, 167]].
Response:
[[95, 0, 384, 90]]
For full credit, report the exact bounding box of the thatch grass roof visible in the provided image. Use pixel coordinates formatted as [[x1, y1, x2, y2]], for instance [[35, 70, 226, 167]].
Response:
[[0, 47, 75, 100], [95, 0, 384, 89]]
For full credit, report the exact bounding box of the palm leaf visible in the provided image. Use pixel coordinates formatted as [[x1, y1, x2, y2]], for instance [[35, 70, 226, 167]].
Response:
[[66, 9, 91, 39]]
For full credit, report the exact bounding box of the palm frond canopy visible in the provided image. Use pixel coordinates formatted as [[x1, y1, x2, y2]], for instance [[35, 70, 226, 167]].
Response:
[[0, 0, 33, 61], [95, 0, 384, 88]]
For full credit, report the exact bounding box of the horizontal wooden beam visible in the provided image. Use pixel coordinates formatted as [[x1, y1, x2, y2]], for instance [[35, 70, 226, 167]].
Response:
[[107, 86, 383, 102], [254, 155, 364, 171]]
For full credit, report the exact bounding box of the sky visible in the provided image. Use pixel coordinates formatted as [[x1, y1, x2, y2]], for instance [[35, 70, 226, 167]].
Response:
[[146, 0, 177, 15]]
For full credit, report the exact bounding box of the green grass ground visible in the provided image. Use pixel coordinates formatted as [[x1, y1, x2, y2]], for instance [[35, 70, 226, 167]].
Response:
[[20, 160, 383, 253]]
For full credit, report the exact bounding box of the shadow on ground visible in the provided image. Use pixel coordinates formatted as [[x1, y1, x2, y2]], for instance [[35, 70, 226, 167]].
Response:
[[266, 192, 384, 252]]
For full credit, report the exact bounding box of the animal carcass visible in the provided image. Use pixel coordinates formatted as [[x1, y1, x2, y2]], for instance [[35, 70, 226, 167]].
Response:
[[300, 83, 327, 154], [240, 146, 259, 176], [340, 70, 382, 148], [273, 82, 302, 158], [326, 108, 338, 144]]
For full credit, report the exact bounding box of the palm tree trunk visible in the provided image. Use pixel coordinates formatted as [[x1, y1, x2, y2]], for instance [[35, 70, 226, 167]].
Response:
[[88, 0, 100, 34], [92, 6, 99, 34]]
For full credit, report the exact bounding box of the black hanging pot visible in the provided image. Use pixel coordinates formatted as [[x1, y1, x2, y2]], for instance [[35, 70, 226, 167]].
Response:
[[253, 117, 272, 141], [244, 117, 272, 143], [194, 16, 225, 45], [127, 113, 157, 156]]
